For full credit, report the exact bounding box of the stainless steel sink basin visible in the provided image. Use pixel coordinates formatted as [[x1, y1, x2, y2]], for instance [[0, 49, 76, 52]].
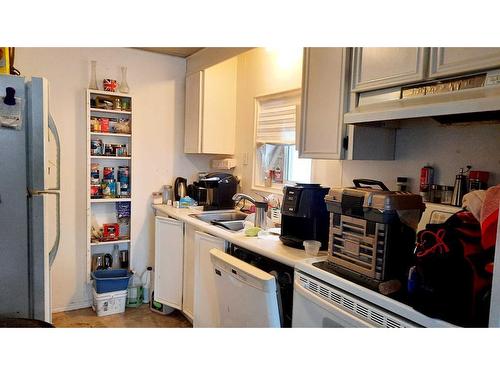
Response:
[[189, 211, 248, 232]]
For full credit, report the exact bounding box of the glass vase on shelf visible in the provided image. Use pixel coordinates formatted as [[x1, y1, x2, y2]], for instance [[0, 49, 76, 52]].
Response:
[[119, 66, 130, 93], [88, 60, 98, 90]]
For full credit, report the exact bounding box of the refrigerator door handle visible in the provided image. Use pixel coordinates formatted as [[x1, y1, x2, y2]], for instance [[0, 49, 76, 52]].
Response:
[[46, 114, 61, 265], [47, 114, 61, 191], [29, 114, 62, 266]]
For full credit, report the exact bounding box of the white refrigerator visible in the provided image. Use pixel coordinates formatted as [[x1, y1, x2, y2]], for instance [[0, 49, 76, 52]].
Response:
[[0, 75, 61, 323]]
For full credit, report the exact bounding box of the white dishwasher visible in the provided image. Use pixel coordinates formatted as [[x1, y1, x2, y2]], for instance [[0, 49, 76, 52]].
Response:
[[209, 249, 282, 327]]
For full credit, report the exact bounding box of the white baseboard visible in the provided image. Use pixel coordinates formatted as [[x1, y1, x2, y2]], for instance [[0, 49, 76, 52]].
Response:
[[52, 299, 92, 313]]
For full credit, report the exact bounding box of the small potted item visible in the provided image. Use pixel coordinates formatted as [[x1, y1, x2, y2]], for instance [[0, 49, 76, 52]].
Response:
[[103, 79, 118, 92]]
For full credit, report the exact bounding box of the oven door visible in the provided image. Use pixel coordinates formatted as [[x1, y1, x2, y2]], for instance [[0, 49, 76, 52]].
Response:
[[292, 278, 375, 327]]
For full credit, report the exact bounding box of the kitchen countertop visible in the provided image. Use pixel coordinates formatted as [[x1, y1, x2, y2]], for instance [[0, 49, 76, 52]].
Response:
[[152, 204, 323, 267]]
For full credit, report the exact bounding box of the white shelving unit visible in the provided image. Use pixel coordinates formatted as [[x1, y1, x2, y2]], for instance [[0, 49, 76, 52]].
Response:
[[86, 89, 133, 282]]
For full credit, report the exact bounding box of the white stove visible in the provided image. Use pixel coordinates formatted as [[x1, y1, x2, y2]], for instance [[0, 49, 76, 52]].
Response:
[[292, 203, 461, 328]]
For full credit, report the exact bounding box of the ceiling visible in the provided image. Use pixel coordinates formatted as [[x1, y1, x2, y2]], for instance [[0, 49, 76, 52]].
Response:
[[135, 47, 204, 58]]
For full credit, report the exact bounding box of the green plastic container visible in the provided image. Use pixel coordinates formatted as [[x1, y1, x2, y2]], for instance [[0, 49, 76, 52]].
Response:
[[126, 285, 143, 307]]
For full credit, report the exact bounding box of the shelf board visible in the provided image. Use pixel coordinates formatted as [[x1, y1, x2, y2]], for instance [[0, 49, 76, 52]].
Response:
[[90, 132, 131, 138], [90, 108, 132, 115], [88, 89, 132, 98], [90, 198, 131, 203], [91, 239, 130, 246], [90, 155, 131, 160]]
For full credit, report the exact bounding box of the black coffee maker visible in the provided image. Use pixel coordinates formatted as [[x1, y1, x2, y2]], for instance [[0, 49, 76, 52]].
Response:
[[280, 183, 330, 250], [188, 172, 239, 210]]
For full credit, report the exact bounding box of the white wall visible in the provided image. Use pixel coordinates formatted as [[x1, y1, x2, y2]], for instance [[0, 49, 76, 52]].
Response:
[[234, 48, 304, 193], [16, 48, 211, 311], [341, 120, 500, 191]]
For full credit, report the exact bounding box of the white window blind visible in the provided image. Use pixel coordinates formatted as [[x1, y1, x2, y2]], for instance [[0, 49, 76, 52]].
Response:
[[256, 93, 300, 145]]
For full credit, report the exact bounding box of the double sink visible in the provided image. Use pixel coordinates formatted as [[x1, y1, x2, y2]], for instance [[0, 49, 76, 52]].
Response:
[[189, 211, 248, 232]]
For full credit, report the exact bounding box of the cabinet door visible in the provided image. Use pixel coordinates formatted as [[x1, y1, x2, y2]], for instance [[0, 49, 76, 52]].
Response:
[[201, 57, 237, 155], [351, 47, 428, 92], [299, 48, 349, 159], [154, 216, 184, 309], [182, 224, 196, 321], [429, 48, 500, 79], [193, 231, 226, 327], [184, 71, 203, 153]]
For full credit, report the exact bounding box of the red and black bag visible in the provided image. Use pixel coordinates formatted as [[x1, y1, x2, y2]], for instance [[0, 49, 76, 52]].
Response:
[[409, 210, 493, 327]]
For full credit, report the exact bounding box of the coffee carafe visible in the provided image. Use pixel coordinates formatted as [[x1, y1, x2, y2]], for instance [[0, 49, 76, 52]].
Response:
[[451, 166, 470, 207]]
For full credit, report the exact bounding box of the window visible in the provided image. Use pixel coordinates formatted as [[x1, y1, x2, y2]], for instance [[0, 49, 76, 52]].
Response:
[[253, 89, 311, 190]]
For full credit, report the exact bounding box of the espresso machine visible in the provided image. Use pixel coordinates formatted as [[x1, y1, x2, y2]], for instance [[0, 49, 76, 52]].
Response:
[[280, 183, 330, 250], [188, 172, 239, 210]]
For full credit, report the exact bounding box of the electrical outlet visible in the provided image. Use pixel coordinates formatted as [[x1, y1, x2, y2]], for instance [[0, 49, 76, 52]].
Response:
[[242, 152, 248, 166]]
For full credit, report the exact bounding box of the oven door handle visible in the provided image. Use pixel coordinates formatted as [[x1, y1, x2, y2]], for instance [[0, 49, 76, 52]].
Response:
[[294, 279, 375, 327]]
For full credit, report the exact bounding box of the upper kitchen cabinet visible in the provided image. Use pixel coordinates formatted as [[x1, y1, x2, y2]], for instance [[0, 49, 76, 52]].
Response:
[[184, 57, 237, 155], [428, 48, 500, 79], [351, 47, 428, 92], [298, 48, 350, 159]]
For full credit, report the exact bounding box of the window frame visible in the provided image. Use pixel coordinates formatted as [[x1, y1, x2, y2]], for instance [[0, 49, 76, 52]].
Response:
[[251, 88, 311, 194]]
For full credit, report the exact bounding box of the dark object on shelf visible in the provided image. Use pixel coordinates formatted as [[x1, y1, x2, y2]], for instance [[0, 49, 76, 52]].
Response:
[[0, 318, 53, 328], [119, 250, 129, 269], [280, 183, 330, 250], [451, 166, 471, 207], [103, 253, 113, 269], [92, 269, 131, 293]]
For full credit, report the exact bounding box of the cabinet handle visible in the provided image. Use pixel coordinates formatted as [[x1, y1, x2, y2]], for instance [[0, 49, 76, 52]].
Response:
[[342, 136, 349, 150]]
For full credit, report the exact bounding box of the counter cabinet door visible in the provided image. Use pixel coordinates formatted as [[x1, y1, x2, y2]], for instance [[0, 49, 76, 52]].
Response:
[[351, 47, 428, 92], [428, 47, 500, 79], [154, 216, 184, 309], [193, 231, 226, 328]]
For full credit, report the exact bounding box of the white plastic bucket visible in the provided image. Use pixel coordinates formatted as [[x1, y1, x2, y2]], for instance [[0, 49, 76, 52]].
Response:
[[92, 288, 127, 317]]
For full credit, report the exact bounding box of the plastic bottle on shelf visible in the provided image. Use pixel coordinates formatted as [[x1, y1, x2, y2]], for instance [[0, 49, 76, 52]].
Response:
[[112, 245, 120, 269], [141, 267, 152, 304]]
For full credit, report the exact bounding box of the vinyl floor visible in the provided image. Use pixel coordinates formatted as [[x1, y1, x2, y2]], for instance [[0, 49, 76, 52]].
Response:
[[52, 304, 192, 328]]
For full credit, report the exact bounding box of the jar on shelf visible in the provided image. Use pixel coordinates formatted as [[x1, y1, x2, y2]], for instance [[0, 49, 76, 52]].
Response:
[[441, 186, 454, 205], [429, 184, 442, 203]]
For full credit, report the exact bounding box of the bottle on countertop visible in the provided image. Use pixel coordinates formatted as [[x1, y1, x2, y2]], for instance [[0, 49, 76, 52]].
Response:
[[451, 166, 471, 207]]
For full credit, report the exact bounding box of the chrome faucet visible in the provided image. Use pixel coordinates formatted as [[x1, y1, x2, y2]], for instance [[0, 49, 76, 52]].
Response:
[[232, 193, 268, 229]]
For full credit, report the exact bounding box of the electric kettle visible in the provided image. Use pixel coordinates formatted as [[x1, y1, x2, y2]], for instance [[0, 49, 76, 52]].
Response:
[[174, 177, 188, 201]]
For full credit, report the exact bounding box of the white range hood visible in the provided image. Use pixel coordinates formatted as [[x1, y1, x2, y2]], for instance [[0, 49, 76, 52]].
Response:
[[344, 84, 500, 124]]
